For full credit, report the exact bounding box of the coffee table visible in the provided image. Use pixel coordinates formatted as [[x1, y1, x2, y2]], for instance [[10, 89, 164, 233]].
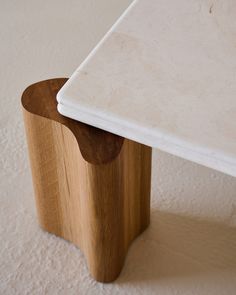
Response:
[[22, 0, 236, 283]]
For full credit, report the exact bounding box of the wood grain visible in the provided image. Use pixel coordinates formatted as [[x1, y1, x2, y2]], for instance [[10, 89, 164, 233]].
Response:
[[21, 78, 152, 282]]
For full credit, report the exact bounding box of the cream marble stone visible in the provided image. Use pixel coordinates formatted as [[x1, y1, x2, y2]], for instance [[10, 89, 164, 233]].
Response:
[[57, 0, 236, 177]]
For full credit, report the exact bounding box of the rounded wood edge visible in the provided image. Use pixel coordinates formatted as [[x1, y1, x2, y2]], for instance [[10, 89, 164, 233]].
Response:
[[22, 79, 152, 283], [21, 78, 124, 165]]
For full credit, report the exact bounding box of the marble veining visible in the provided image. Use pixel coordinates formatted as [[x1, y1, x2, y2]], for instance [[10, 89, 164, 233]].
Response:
[[57, 0, 236, 177]]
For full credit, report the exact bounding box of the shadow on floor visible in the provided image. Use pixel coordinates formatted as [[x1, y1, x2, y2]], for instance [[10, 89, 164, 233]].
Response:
[[117, 209, 236, 284]]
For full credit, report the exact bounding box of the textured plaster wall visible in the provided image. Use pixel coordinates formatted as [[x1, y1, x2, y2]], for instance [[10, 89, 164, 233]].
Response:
[[0, 0, 236, 294]]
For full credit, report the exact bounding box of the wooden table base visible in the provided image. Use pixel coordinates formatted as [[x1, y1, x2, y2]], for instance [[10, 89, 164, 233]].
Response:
[[21, 78, 152, 283]]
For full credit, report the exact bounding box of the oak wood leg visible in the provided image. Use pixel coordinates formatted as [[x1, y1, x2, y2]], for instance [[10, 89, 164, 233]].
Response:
[[21, 78, 152, 282]]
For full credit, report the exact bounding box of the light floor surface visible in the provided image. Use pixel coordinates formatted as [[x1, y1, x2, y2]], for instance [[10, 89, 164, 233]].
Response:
[[1, 1, 236, 294]]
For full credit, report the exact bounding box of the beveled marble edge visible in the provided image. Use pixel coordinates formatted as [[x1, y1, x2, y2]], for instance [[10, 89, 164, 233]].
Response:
[[62, 0, 139, 83], [57, 102, 236, 177], [57, 0, 236, 178]]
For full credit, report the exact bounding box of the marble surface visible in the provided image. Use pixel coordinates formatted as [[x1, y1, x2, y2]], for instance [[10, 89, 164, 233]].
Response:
[[57, 0, 236, 177], [1, 1, 236, 294]]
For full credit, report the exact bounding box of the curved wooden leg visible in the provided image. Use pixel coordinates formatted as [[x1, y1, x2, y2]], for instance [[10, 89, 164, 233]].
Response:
[[21, 78, 152, 282]]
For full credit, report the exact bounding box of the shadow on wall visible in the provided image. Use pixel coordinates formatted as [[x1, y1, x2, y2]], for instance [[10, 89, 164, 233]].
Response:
[[117, 209, 236, 283]]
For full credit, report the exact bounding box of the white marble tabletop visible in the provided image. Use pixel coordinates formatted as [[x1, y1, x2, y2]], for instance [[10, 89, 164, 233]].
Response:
[[57, 0, 236, 177]]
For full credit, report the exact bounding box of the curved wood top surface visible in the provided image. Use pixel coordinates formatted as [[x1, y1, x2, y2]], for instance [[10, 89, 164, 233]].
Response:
[[21, 78, 124, 165]]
